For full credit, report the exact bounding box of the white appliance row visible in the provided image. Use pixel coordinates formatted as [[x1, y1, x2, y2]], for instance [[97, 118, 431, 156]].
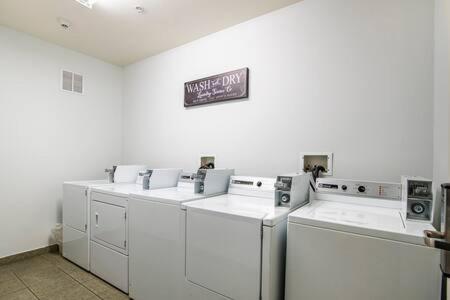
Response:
[[128, 172, 310, 300], [64, 167, 441, 300], [63, 166, 183, 292], [128, 168, 236, 299], [62, 165, 147, 270]]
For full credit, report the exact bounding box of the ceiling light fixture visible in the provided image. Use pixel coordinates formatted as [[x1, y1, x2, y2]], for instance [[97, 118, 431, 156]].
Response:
[[75, 0, 97, 9], [58, 18, 72, 30], [135, 6, 145, 14]]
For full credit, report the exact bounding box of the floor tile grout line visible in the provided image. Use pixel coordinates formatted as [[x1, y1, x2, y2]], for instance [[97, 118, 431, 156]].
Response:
[[78, 280, 108, 300], [25, 254, 127, 299], [2, 254, 125, 300], [9, 254, 89, 299], [52, 267, 105, 299], [39, 253, 84, 283], [9, 271, 39, 300], [40, 254, 107, 299], [0, 278, 27, 298]]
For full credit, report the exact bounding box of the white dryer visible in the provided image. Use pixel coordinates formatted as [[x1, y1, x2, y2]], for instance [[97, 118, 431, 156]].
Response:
[[63, 180, 108, 270], [89, 168, 181, 293], [285, 178, 441, 300], [62, 165, 147, 270], [128, 169, 234, 300], [182, 174, 310, 300]]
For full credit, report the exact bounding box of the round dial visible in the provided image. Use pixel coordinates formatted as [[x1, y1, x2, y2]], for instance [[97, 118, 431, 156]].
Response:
[[281, 194, 290, 203], [358, 186, 366, 193], [341, 185, 347, 191], [257, 181, 262, 187], [411, 203, 425, 215]]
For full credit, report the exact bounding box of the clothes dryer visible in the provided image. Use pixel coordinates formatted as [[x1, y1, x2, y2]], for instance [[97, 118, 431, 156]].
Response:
[[62, 165, 147, 270], [89, 168, 182, 293]]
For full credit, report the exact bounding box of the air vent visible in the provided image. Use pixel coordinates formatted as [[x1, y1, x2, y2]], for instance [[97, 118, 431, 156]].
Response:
[[62, 70, 83, 94]]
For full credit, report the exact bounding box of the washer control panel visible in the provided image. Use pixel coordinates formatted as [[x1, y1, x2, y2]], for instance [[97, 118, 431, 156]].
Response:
[[275, 173, 311, 208], [316, 178, 402, 200], [402, 176, 433, 222]]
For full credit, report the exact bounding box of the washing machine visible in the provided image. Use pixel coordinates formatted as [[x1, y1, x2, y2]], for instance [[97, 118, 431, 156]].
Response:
[[128, 169, 234, 300], [285, 178, 441, 300], [182, 173, 310, 300], [89, 168, 182, 293], [62, 165, 147, 270]]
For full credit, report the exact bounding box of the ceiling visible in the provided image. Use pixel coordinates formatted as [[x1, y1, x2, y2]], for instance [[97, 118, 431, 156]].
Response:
[[0, 0, 302, 66]]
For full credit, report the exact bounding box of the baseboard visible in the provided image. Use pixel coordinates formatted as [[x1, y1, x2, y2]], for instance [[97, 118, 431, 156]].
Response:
[[0, 244, 59, 266]]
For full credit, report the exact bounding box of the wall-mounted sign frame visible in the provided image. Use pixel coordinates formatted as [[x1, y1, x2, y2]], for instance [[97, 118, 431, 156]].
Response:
[[184, 68, 249, 107]]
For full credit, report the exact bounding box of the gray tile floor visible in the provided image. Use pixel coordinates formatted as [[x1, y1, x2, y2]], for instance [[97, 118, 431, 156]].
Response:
[[0, 253, 129, 300]]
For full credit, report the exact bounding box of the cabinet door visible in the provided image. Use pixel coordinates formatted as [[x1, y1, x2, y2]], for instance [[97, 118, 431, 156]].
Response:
[[63, 185, 87, 232], [91, 200, 127, 250], [90, 241, 129, 293]]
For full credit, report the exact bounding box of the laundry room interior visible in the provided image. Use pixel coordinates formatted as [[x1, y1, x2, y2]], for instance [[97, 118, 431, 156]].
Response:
[[0, 0, 449, 299]]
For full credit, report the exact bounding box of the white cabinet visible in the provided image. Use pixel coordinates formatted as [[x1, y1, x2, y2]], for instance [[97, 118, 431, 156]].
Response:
[[90, 241, 129, 293], [62, 225, 89, 270], [63, 184, 87, 232], [63, 183, 89, 270]]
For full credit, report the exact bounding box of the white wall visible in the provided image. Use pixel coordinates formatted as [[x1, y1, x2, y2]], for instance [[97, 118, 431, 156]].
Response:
[[0, 26, 123, 258], [433, 0, 450, 229], [123, 0, 434, 181]]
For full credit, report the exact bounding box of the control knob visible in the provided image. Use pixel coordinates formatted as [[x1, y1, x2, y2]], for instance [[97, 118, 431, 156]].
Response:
[[281, 194, 290, 203], [411, 203, 425, 215], [358, 186, 366, 193]]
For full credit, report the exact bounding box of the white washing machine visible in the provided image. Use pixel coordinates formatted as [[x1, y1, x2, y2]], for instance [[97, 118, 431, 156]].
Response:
[[285, 178, 441, 300], [89, 168, 182, 293], [62, 165, 147, 270], [182, 174, 310, 300], [128, 169, 234, 300]]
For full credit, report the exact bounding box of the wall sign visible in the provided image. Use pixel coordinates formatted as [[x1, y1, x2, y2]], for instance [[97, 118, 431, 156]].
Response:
[[184, 68, 249, 107]]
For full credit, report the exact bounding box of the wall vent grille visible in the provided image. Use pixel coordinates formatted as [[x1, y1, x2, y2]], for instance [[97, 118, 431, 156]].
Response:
[[61, 70, 83, 94]]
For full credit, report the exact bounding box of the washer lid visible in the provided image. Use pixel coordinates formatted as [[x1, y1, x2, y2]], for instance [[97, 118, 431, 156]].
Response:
[[184, 194, 291, 226], [63, 180, 110, 187], [289, 200, 435, 245], [130, 187, 206, 205], [91, 183, 144, 196]]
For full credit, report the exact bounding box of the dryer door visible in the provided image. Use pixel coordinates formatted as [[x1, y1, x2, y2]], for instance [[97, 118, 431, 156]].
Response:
[[186, 208, 265, 300], [91, 200, 127, 251]]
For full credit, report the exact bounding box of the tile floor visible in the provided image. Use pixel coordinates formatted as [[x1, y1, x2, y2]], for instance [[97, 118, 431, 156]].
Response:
[[0, 253, 129, 300]]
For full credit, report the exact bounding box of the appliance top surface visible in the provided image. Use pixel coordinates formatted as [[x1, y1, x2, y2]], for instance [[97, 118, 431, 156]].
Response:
[[130, 186, 206, 205], [63, 179, 110, 187], [289, 198, 435, 245], [91, 183, 144, 196], [183, 193, 291, 226]]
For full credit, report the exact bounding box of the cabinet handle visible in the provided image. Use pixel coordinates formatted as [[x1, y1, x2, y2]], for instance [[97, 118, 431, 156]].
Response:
[[95, 213, 99, 226]]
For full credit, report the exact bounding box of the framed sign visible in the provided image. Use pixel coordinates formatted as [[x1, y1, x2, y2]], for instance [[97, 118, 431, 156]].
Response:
[[184, 68, 249, 107]]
